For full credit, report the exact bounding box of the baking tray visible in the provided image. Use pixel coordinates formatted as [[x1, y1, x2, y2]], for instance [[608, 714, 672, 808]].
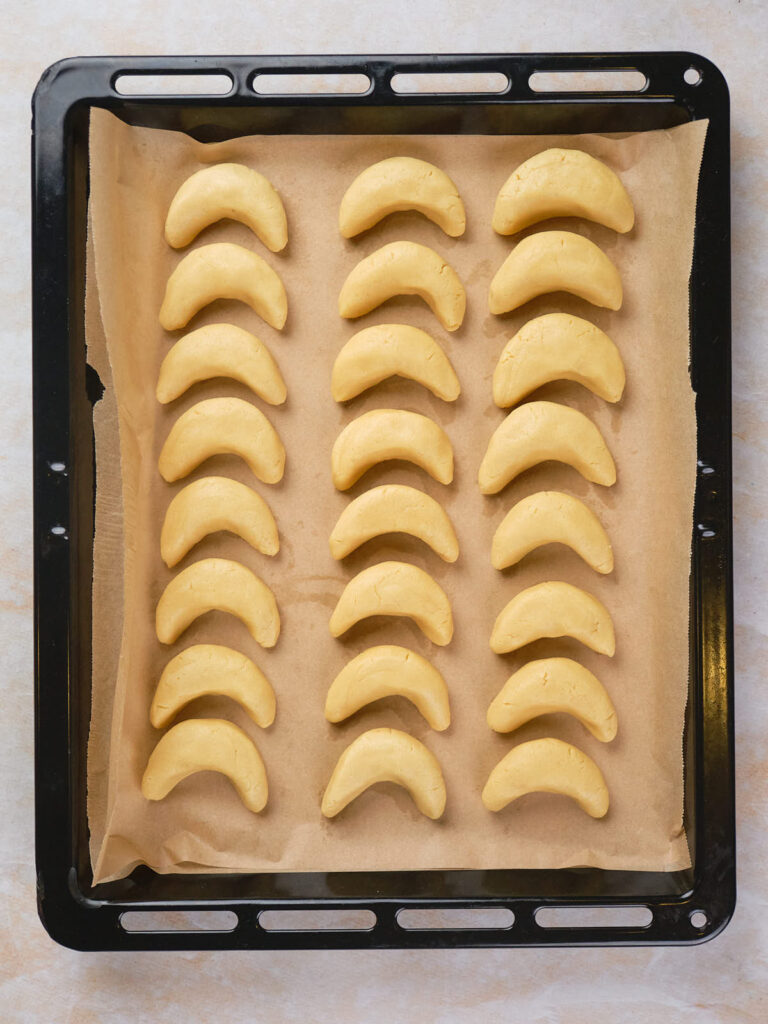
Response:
[[32, 52, 734, 950]]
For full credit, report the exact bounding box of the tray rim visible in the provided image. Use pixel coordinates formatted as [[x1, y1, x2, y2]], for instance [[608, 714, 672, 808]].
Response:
[[31, 50, 734, 951]]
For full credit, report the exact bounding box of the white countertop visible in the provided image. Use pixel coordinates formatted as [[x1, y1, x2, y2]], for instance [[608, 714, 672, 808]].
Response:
[[2, 1, 766, 1020]]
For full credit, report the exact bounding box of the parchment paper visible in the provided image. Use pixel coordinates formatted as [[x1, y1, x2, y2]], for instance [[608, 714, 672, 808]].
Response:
[[86, 109, 707, 883]]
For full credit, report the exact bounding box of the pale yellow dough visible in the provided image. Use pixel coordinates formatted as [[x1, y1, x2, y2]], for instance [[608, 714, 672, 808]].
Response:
[[159, 242, 287, 331], [492, 148, 635, 235], [160, 476, 279, 568], [491, 491, 613, 574], [158, 397, 285, 484], [487, 657, 617, 741], [164, 163, 288, 251], [142, 718, 268, 813], [478, 401, 616, 494], [338, 241, 466, 331], [329, 484, 458, 562], [321, 727, 447, 819], [331, 409, 453, 490], [490, 580, 615, 656], [339, 156, 466, 238], [489, 231, 622, 314], [331, 324, 460, 402], [150, 644, 276, 729], [493, 313, 625, 407], [156, 323, 287, 405], [482, 737, 609, 818], [155, 557, 280, 647], [329, 560, 453, 646], [325, 645, 451, 730]]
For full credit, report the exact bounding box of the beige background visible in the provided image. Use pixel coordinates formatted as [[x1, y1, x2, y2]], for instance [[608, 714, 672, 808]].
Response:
[[2, 1, 766, 1021]]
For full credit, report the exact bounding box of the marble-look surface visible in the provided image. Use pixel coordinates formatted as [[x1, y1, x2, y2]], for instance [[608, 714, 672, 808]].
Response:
[[2, 2, 765, 1020]]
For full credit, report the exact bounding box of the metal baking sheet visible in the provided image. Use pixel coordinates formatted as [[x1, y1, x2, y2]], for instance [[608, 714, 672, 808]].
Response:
[[32, 52, 734, 950]]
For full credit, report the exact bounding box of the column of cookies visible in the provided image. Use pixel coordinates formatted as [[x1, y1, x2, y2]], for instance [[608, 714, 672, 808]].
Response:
[[141, 165, 290, 815], [478, 150, 634, 818], [320, 158, 466, 820]]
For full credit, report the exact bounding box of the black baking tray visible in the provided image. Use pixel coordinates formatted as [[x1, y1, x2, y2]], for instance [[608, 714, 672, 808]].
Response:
[[32, 52, 734, 950]]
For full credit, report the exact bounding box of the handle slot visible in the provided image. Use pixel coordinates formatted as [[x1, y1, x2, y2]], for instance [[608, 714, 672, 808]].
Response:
[[258, 909, 376, 931], [529, 70, 646, 93], [397, 907, 514, 931], [390, 71, 509, 94], [535, 905, 652, 929], [251, 73, 371, 96], [120, 909, 238, 932], [113, 72, 233, 96]]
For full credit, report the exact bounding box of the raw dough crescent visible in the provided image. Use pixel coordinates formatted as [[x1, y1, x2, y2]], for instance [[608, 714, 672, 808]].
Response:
[[325, 645, 451, 730], [159, 242, 287, 331], [490, 580, 615, 656], [492, 148, 634, 235], [487, 657, 617, 741], [338, 241, 466, 331], [142, 718, 268, 813], [158, 397, 285, 484], [156, 323, 286, 405], [160, 476, 279, 568], [482, 737, 609, 818], [155, 557, 280, 648], [321, 727, 447, 819], [493, 312, 625, 407], [489, 231, 622, 314], [331, 408, 453, 490], [491, 491, 613, 574], [150, 644, 276, 729], [339, 156, 465, 238], [331, 323, 460, 402], [329, 560, 453, 646], [478, 400, 616, 494], [329, 484, 458, 562], [165, 163, 288, 251]]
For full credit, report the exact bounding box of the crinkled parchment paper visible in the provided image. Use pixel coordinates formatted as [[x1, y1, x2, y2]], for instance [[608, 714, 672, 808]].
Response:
[[86, 110, 706, 883]]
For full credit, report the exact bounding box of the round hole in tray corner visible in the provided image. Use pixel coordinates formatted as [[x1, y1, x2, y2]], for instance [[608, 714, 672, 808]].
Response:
[[697, 523, 717, 538], [48, 461, 67, 474], [50, 524, 68, 537], [684, 67, 703, 86], [689, 909, 709, 930]]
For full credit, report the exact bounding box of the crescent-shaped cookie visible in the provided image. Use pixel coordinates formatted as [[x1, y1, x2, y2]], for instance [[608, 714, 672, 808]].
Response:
[[325, 645, 451, 730], [339, 156, 465, 238], [142, 718, 268, 813], [156, 323, 286, 405], [165, 163, 288, 251], [482, 737, 609, 818], [329, 484, 458, 562], [160, 476, 279, 568], [158, 397, 285, 484], [331, 409, 453, 490], [331, 324, 460, 402], [329, 561, 453, 646], [321, 727, 447, 819], [159, 242, 287, 331], [490, 580, 615, 656], [489, 231, 622, 314], [338, 241, 466, 331], [492, 148, 634, 235], [491, 491, 613, 574], [487, 657, 617, 741], [155, 557, 280, 647], [150, 644, 276, 729], [493, 313, 625, 407], [478, 401, 615, 494]]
